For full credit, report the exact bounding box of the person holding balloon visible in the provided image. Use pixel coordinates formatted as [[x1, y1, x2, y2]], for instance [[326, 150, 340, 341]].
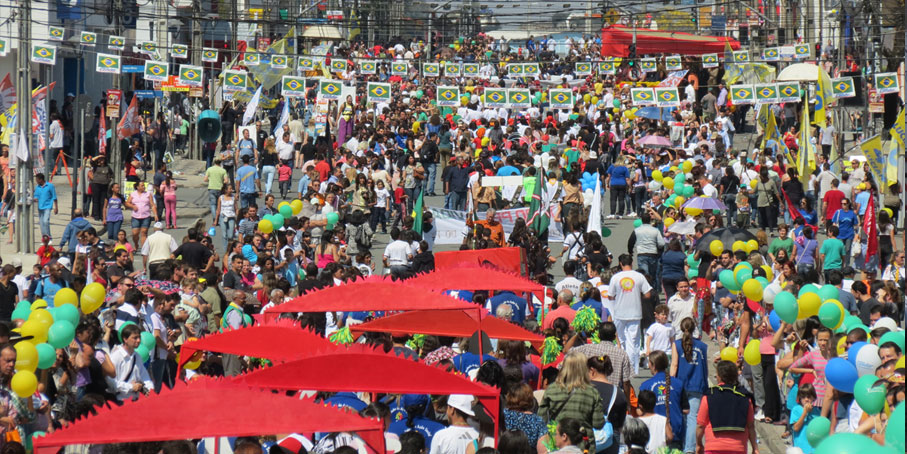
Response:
[[791, 383, 821, 453], [109, 324, 154, 402], [788, 327, 833, 418]]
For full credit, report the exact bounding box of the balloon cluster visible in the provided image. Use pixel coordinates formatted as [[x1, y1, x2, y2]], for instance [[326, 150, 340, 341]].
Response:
[[258, 200, 304, 234], [579, 172, 604, 193], [8, 287, 87, 398]]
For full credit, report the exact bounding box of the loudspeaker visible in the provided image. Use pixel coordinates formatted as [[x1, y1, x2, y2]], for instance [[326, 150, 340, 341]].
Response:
[[840, 71, 863, 107], [197, 110, 221, 143]]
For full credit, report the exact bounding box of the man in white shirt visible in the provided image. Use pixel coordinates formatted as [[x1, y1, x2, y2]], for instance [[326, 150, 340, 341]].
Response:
[[141, 222, 178, 277], [429, 394, 479, 454], [699, 174, 719, 199], [48, 113, 64, 175], [110, 323, 155, 401], [555, 261, 583, 297], [607, 254, 653, 374], [666, 280, 699, 339], [383, 227, 413, 279]]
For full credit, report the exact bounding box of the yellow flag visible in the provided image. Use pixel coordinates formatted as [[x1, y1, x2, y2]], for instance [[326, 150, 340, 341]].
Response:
[[814, 66, 833, 128], [886, 140, 899, 186], [861, 134, 885, 187], [890, 108, 905, 148], [798, 106, 815, 187]]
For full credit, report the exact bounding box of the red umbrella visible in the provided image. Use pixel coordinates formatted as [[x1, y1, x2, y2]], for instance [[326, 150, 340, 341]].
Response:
[[406, 266, 544, 293]]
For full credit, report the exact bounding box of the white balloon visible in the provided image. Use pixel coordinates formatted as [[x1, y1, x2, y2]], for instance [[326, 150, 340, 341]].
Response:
[[854, 343, 881, 377], [763, 283, 782, 305], [648, 181, 662, 191]]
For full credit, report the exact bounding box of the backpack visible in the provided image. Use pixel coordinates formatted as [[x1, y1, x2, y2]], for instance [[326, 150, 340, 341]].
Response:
[[354, 223, 372, 250], [593, 384, 619, 452]]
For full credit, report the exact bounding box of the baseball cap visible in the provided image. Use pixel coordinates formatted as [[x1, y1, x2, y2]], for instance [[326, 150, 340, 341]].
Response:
[[447, 394, 475, 417], [153, 221, 164, 230], [57, 257, 72, 270]]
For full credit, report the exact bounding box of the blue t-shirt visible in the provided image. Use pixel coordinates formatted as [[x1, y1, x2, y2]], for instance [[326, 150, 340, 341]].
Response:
[[388, 417, 446, 449], [661, 250, 686, 281], [237, 138, 256, 158], [791, 404, 820, 453], [489, 291, 527, 322], [34, 183, 57, 210], [639, 372, 685, 440], [325, 392, 368, 412], [35, 277, 66, 307], [235, 165, 259, 194], [674, 339, 709, 393], [445, 290, 474, 303], [452, 352, 494, 377], [854, 191, 870, 216], [571, 299, 607, 320], [607, 165, 630, 187], [832, 209, 858, 239]]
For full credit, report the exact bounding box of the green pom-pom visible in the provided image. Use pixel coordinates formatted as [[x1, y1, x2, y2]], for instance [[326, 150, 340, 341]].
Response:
[[541, 336, 562, 365], [406, 334, 426, 350], [329, 326, 354, 345], [572, 306, 601, 334], [544, 421, 559, 451]]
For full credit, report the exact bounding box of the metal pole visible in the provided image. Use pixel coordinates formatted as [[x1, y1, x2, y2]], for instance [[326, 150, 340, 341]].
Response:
[[191, 0, 202, 160], [15, 0, 33, 253], [73, 107, 83, 215], [79, 107, 86, 212], [111, 0, 124, 187]]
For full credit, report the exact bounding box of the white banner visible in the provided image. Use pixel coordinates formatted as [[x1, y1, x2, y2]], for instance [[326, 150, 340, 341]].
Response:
[[428, 206, 564, 244]]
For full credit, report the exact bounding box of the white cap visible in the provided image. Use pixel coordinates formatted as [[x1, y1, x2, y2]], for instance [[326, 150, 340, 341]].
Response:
[[153, 221, 164, 230], [57, 257, 72, 270], [447, 394, 475, 417]]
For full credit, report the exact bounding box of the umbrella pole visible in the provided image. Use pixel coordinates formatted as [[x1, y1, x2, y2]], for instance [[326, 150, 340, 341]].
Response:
[[476, 308, 484, 360]]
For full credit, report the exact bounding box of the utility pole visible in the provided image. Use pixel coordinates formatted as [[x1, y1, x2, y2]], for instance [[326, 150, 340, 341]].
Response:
[[191, 0, 202, 160], [15, 0, 33, 253], [111, 0, 123, 187], [231, 0, 238, 62]]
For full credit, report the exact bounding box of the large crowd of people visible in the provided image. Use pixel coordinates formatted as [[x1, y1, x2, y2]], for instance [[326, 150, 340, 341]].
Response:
[[0, 32, 902, 454]]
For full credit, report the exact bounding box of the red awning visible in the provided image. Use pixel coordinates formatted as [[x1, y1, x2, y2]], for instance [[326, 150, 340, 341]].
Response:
[[348, 309, 545, 350], [266, 275, 476, 314], [233, 349, 501, 435], [407, 266, 544, 293], [600, 25, 740, 57], [33, 379, 385, 454], [177, 321, 340, 369]]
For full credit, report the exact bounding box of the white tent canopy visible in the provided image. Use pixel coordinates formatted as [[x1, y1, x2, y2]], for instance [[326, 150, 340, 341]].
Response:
[[777, 63, 822, 82]]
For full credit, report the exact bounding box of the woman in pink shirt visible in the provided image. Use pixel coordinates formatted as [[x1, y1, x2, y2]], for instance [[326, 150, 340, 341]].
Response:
[[161, 171, 178, 229], [124, 181, 158, 249]]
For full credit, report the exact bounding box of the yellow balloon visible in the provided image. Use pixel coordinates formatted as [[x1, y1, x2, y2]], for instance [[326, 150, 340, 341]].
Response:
[[709, 239, 724, 256], [54, 288, 78, 307], [652, 170, 663, 182], [28, 308, 54, 330], [20, 320, 47, 345], [720, 346, 738, 362], [743, 340, 761, 366], [674, 196, 685, 208], [664, 217, 675, 227], [749, 179, 758, 189], [290, 199, 303, 216], [30, 299, 48, 310], [481, 137, 490, 146], [685, 207, 703, 216], [669, 166, 679, 173], [80, 282, 106, 315], [583, 93, 591, 103], [258, 219, 274, 234], [14, 342, 38, 372], [836, 336, 848, 356], [682, 160, 693, 173], [277, 201, 290, 212], [10, 370, 37, 398], [742, 278, 763, 301], [594, 82, 603, 94], [591, 96, 599, 104], [412, 121, 421, 134], [732, 240, 746, 252], [798, 292, 822, 319], [746, 239, 759, 253], [662, 177, 674, 190], [184, 359, 203, 370], [897, 356, 905, 370], [761, 265, 774, 281], [625, 109, 636, 120]]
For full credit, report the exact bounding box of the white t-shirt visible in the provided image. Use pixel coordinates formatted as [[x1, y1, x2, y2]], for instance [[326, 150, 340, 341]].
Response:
[[428, 425, 479, 454], [645, 322, 675, 353], [555, 276, 583, 298], [607, 270, 652, 321], [149, 311, 169, 360], [383, 240, 412, 266], [636, 414, 667, 454], [375, 187, 391, 209], [667, 293, 699, 339]]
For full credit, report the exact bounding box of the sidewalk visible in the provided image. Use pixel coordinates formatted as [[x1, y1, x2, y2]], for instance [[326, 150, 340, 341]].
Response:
[[1, 158, 211, 271]]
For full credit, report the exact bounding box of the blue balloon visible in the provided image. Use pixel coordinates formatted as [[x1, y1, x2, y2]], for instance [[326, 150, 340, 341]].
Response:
[[769, 310, 781, 332], [208, 227, 216, 236], [826, 357, 859, 393], [847, 342, 867, 367], [582, 172, 592, 180]]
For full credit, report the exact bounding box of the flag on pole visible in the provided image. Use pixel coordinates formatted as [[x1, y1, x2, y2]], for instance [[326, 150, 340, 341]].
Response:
[[0, 74, 15, 112], [814, 66, 833, 128], [242, 85, 262, 126], [117, 95, 141, 140], [860, 134, 885, 188], [586, 173, 601, 233], [527, 170, 550, 234], [412, 188, 424, 235], [797, 103, 815, 188], [862, 192, 878, 264], [272, 99, 289, 135], [98, 111, 106, 155]]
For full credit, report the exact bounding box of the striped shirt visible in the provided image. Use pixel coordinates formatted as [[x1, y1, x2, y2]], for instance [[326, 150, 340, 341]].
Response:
[[790, 350, 829, 405]]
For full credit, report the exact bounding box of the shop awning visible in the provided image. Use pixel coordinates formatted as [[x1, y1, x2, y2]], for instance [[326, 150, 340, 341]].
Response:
[[33, 379, 385, 454], [407, 266, 544, 293], [600, 25, 740, 57]]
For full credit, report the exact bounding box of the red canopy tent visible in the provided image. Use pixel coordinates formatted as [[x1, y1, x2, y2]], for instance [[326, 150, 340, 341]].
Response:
[[233, 349, 502, 436], [348, 309, 545, 350], [32, 379, 385, 454], [600, 25, 740, 57], [406, 267, 544, 293], [177, 321, 342, 370], [265, 275, 477, 314]]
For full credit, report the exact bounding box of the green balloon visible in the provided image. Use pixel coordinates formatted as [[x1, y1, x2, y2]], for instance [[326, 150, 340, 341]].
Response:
[[805, 416, 831, 447], [818, 302, 844, 329], [774, 291, 799, 324], [815, 433, 878, 454], [818, 284, 839, 301], [686, 253, 698, 267], [269, 213, 284, 230], [843, 315, 863, 331], [799, 283, 820, 298], [755, 276, 770, 288], [35, 343, 56, 369], [683, 185, 695, 198], [601, 227, 611, 238], [279, 204, 293, 219], [675, 172, 686, 183], [633, 219, 642, 228], [734, 267, 753, 286], [118, 321, 137, 342], [11, 307, 30, 321], [612, 99, 620, 108], [674, 178, 684, 191], [136, 345, 150, 363], [853, 374, 886, 415], [878, 331, 905, 352], [886, 403, 905, 452], [719, 269, 739, 291], [325, 211, 340, 225], [47, 320, 75, 349], [140, 331, 156, 351], [54, 304, 80, 328], [687, 268, 699, 279]]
